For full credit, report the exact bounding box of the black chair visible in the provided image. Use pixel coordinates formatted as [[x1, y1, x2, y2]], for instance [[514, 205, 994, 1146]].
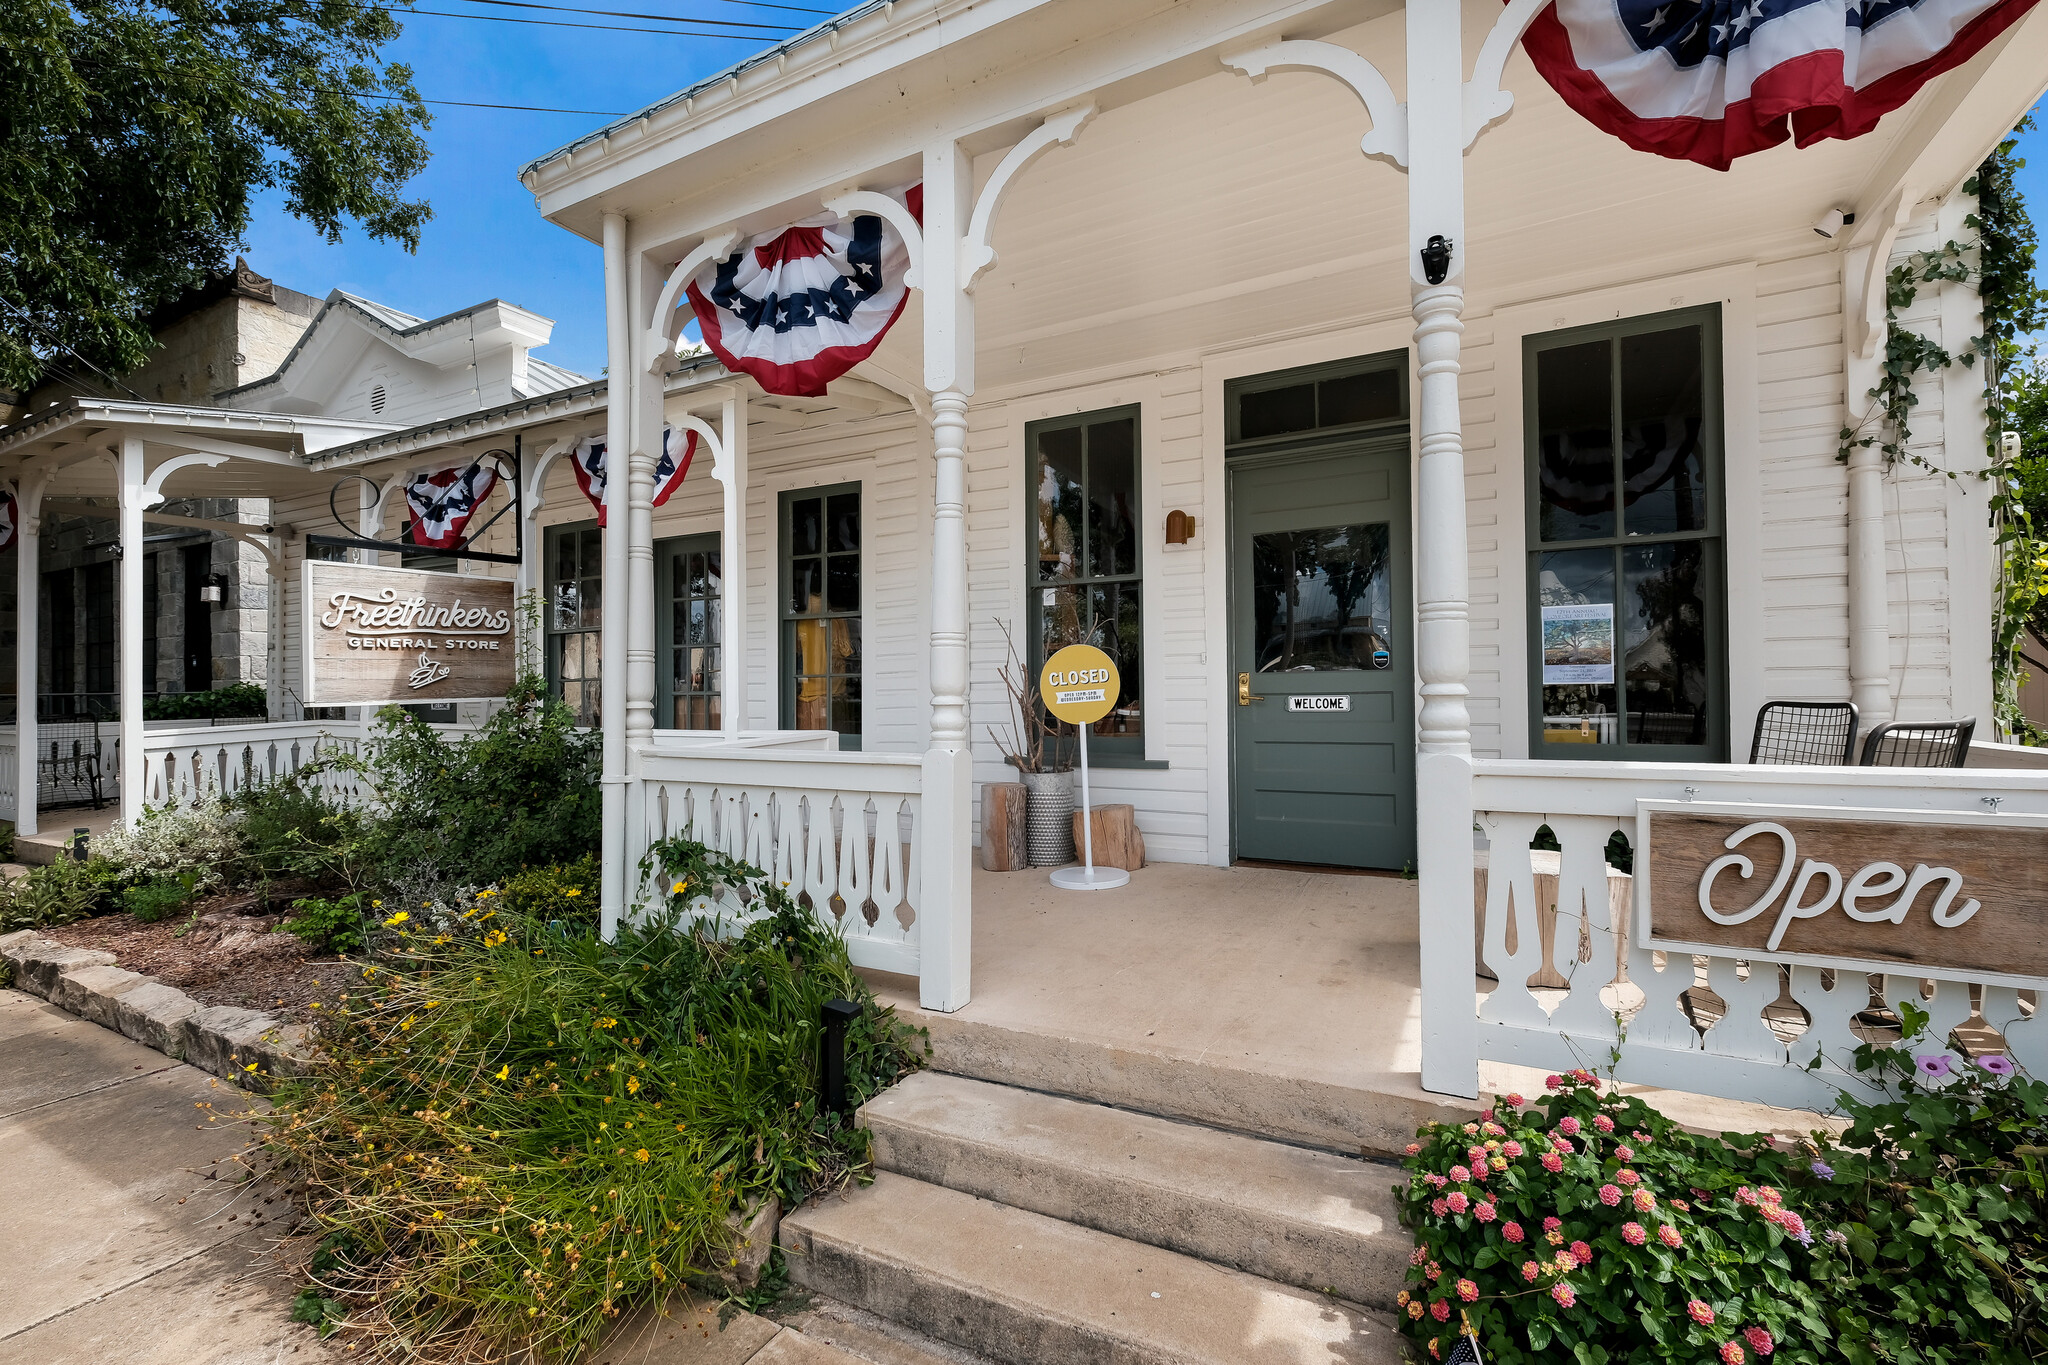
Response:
[[1748, 701, 1859, 765], [1859, 717, 1975, 768]]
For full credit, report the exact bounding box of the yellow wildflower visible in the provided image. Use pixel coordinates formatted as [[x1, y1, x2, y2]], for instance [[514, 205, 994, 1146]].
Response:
[[626, 1075, 640, 1095], [671, 881, 686, 894], [564, 889, 581, 898], [400, 1015, 416, 1030], [383, 910, 410, 926], [495, 1065, 511, 1081], [633, 1149, 651, 1164]]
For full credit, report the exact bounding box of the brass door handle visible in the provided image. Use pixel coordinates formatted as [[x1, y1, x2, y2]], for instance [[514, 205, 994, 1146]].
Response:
[[1238, 672, 1264, 706]]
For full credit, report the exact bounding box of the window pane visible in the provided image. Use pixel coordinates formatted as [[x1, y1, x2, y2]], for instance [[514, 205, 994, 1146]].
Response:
[[827, 556, 859, 613], [831, 680, 860, 737], [1317, 369, 1402, 427], [1623, 541, 1709, 745], [791, 497, 822, 556], [1090, 581, 1143, 737], [552, 583, 580, 632], [791, 557, 821, 614], [703, 551, 721, 600], [687, 598, 709, 644], [1086, 419, 1137, 578], [578, 574, 600, 627], [555, 535, 578, 583], [1239, 383, 1315, 440], [1537, 547, 1617, 745], [579, 529, 601, 579], [1620, 326, 1707, 535], [832, 617, 860, 676], [1036, 426, 1084, 583], [1040, 585, 1084, 652], [1537, 340, 1616, 542], [1253, 524, 1391, 673], [827, 492, 859, 553]]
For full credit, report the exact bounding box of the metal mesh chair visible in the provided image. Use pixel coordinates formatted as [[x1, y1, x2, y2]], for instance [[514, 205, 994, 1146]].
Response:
[[1748, 701, 1859, 765], [1859, 717, 1975, 768]]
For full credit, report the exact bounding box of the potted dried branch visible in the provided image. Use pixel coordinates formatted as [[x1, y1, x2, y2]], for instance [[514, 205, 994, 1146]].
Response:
[[991, 619, 1075, 867]]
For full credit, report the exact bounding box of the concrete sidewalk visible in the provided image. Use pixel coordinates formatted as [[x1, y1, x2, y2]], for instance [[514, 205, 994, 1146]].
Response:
[[0, 987, 326, 1365]]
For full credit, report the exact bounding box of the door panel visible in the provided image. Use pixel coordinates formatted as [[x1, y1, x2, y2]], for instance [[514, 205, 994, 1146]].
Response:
[[1230, 443, 1414, 869]]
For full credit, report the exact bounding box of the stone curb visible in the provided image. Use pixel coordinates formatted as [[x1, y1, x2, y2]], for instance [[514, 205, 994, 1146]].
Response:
[[0, 928, 319, 1092]]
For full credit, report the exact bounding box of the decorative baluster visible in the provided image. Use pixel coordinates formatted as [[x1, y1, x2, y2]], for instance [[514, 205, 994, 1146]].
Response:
[[802, 793, 837, 923], [1917, 976, 1975, 1058], [1700, 957, 1788, 1064], [872, 796, 906, 929], [839, 795, 874, 925], [1984, 986, 2042, 1073], [1547, 815, 1622, 1044], [1787, 965, 1869, 1089], [1477, 813, 1549, 1030], [903, 798, 921, 926]]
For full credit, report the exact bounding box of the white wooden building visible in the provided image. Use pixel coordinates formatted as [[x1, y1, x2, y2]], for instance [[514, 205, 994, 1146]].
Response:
[[7, 0, 2048, 1113]]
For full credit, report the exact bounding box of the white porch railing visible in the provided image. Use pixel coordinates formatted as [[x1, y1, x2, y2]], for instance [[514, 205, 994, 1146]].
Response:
[[124, 717, 482, 810], [632, 741, 930, 979], [0, 739, 14, 823], [1464, 760, 2048, 1111]]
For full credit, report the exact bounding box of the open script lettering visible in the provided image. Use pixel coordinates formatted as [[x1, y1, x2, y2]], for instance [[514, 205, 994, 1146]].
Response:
[[1698, 819, 1979, 952]]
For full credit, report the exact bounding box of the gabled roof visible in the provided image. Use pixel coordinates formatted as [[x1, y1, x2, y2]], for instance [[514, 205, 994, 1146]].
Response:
[[217, 290, 588, 405]]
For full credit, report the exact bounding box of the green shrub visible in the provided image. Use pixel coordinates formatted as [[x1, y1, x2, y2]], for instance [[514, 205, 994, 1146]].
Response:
[[143, 683, 268, 722], [1808, 1002, 2048, 1363], [0, 855, 125, 932], [280, 893, 370, 954], [495, 856, 600, 930], [232, 773, 365, 886], [96, 801, 245, 891], [1395, 1071, 1830, 1364], [268, 845, 922, 1361], [122, 872, 200, 923], [357, 681, 600, 889]]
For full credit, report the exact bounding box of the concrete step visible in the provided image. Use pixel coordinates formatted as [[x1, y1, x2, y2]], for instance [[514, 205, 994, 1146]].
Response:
[[860, 1072, 1410, 1310], [780, 1173, 1406, 1365], [903, 1006, 1472, 1158], [780, 1296, 999, 1365]]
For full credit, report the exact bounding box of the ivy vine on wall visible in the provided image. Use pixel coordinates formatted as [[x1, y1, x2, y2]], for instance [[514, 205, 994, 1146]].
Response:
[[1836, 120, 2048, 741]]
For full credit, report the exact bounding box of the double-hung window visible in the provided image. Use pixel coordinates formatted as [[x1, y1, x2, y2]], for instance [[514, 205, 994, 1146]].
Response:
[[781, 485, 861, 748], [1525, 306, 1726, 759], [1027, 407, 1144, 759], [546, 522, 603, 727], [658, 534, 722, 730]]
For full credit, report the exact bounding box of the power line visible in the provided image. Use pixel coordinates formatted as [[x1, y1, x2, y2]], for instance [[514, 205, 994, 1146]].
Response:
[[456, 0, 795, 31], [365, 91, 628, 114], [695, 0, 833, 13], [393, 6, 792, 35]]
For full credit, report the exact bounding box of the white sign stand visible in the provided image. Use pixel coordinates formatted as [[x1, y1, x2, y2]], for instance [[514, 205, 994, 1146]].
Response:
[[1050, 722, 1129, 891]]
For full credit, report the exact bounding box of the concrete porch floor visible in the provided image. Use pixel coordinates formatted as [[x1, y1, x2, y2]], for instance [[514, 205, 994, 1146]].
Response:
[[862, 860, 1825, 1153]]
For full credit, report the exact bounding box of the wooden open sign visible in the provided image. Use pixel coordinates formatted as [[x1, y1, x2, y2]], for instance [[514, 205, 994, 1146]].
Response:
[[1636, 800, 2048, 987]]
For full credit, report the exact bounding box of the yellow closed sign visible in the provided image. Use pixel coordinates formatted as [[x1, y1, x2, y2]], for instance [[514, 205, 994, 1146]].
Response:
[[1040, 644, 1120, 726]]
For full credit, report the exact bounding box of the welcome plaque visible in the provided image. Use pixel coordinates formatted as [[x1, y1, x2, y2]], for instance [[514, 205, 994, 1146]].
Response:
[[1637, 800, 2048, 986], [303, 560, 518, 705]]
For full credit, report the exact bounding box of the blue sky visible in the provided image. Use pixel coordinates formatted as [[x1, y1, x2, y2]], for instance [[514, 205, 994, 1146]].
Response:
[[241, 2, 827, 379], [243, 20, 2048, 381]]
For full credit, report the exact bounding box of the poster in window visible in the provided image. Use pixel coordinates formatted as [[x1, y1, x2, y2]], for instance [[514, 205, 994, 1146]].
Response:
[[1541, 603, 1615, 684]]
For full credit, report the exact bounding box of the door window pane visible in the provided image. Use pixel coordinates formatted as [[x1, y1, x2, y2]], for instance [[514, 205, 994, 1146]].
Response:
[[1538, 548, 1618, 745], [664, 537, 720, 730], [1027, 410, 1143, 747], [546, 524, 604, 726], [1239, 383, 1316, 440], [1317, 369, 1403, 427], [1536, 340, 1616, 542], [1252, 523, 1392, 673]]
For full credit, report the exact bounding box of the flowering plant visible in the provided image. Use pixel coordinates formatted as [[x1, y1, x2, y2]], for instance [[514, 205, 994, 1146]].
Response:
[[1806, 1000, 2048, 1365], [1395, 1070, 1831, 1363]]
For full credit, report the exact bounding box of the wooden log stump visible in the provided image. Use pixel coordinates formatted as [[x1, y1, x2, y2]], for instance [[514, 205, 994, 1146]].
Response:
[[1071, 803, 1144, 871], [980, 782, 1029, 872]]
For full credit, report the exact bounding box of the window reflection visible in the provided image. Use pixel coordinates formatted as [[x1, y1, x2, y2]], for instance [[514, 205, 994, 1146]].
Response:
[[1253, 523, 1392, 672], [1031, 413, 1143, 742]]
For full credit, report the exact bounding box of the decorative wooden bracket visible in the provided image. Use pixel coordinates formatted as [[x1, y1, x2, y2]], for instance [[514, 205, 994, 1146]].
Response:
[[1222, 39, 1407, 169], [821, 189, 927, 291], [1464, 0, 1548, 149], [961, 105, 1097, 292], [141, 453, 228, 509], [644, 227, 741, 374]]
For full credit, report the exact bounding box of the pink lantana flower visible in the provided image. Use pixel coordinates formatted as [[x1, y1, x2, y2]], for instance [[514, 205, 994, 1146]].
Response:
[[1446, 1191, 1470, 1214], [1615, 1144, 1634, 1162], [1450, 1164, 1471, 1182], [1541, 1152, 1565, 1174], [1474, 1201, 1497, 1224], [1504, 1092, 1526, 1107], [1720, 1343, 1746, 1365], [1431, 1198, 1448, 1218], [1592, 1114, 1615, 1133], [1545, 1074, 1565, 1090], [1632, 1188, 1657, 1214], [1742, 1326, 1775, 1356], [1570, 1241, 1592, 1266], [1621, 1221, 1647, 1245], [1598, 1184, 1623, 1207], [1521, 1260, 1540, 1283], [1658, 1224, 1683, 1249], [1542, 1217, 1562, 1232], [1502, 1221, 1525, 1243], [1405, 1143, 1422, 1156], [1616, 1168, 1641, 1187], [1456, 1278, 1479, 1303], [1430, 1299, 1451, 1322], [1502, 1140, 1524, 1159], [1557, 1116, 1582, 1137], [1551, 1282, 1577, 1309], [1687, 1299, 1716, 1326]]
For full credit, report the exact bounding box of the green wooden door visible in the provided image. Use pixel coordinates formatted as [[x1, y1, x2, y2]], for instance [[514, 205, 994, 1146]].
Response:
[[1229, 443, 1414, 869]]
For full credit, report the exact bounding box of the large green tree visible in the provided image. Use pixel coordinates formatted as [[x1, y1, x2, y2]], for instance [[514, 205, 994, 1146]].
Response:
[[0, 0, 431, 392]]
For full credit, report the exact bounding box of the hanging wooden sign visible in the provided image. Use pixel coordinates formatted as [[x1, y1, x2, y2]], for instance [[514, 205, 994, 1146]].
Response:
[[303, 560, 518, 706], [1637, 800, 2048, 986]]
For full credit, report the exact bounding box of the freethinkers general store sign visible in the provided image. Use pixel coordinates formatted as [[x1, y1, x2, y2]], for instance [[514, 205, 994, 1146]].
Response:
[[1638, 800, 2048, 986], [302, 560, 517, 705]]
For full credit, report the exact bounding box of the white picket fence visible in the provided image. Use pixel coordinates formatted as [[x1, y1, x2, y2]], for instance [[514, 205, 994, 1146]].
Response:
[[632, 740, 930, 978], [1468, 760, 2048, 1111]]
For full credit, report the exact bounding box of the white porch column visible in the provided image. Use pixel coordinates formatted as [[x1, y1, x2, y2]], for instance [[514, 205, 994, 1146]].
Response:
[[716, 387, 749, 741], [918, 140, 975, 1012], [1845, 443, 1893, 734], [118, 437, 147, 824], [14, 473, 44, 837], [1407, 0, 1478, 1099], [598, 212, 633, 939]]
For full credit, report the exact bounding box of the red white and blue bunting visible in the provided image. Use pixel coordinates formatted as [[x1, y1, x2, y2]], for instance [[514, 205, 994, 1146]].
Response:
[[403, 461, 499, 550], [685, 186, 922, 398], [1519, 0, 2038, 170], [0, 491, 16, 552], [568, 426, 700, 527]]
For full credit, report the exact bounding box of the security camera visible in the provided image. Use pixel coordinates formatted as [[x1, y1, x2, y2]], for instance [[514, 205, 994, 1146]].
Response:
[[1813, 208, 1856, 238]]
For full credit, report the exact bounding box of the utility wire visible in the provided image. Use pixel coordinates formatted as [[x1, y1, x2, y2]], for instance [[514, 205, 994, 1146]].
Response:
[[363, 92, 629, 113], [389, 6, 791, 35], [0, 290, 148, 401], [454, 0, 795, 31]]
